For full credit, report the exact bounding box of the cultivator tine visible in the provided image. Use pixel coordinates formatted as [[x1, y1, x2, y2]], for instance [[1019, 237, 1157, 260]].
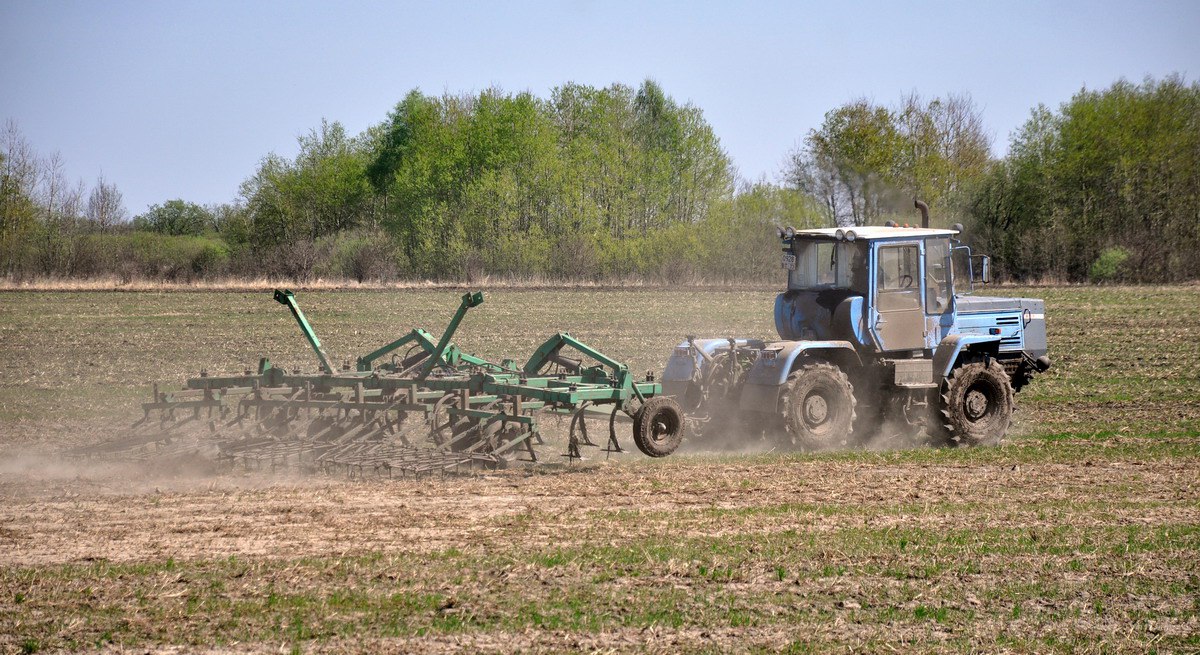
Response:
[[604, 405, 627, 457]]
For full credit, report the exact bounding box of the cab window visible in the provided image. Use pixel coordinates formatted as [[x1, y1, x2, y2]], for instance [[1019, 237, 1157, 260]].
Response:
[[876, 244, 920, 312], [788, 240, 869, 293], [925, 238, 951, 314]]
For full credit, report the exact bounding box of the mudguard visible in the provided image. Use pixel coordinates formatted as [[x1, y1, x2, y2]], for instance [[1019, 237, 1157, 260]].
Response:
[[739, 340, 859, 415], [933, 333, 1002, 378]]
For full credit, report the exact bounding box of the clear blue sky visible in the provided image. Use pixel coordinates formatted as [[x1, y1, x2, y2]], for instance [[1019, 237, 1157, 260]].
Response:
[[2, 0, 1197, 215]]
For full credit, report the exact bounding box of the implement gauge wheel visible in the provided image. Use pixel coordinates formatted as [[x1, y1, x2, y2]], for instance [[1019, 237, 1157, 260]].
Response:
[[934, 359, 1014, 447], [633, 396, 685, 457], [781, 362, 857, 451]]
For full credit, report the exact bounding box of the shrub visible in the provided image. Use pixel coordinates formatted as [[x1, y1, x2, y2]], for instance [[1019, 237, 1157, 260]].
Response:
[[320, 230, 399, 282], [1089, 246, 1130, 283], [265, 239, 325, 282], [63, 232, 231, 280]]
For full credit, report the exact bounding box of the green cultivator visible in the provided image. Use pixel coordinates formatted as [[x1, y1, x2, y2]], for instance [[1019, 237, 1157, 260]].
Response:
[[68, 290, 684, 476]]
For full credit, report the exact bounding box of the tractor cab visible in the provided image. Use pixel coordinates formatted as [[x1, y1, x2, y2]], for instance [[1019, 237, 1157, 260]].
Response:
[[775, 226, 966, 353]]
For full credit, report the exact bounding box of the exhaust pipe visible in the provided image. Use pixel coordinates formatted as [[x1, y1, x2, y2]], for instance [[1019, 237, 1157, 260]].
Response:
[[914, 199, 930, 229]]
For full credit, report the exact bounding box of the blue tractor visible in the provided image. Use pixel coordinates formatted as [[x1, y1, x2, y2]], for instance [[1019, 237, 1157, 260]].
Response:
[[661, 201, 1051, 450]]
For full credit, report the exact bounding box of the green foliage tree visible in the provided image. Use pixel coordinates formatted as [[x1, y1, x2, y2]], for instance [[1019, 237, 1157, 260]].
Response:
[[787, 94, 990, 227], [366, 81, 734, 279], [0, 122, 41, 274], [242, 119, 376, 252], [699, 182, 825, 282], [133, 199, 215, 236], [970, 76, 1200, 282], [9, 76, 1196, 285]]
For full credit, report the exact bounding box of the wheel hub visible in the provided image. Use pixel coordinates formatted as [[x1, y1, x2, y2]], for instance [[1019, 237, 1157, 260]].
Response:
[[964, 389, 989, 420], [804, 393, 829, 425], [652, 419, 668, 442]]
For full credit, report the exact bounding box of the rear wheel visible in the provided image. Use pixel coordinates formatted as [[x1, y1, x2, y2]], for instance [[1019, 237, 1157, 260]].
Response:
[[932, 359, 1014, 447], [780, 362, 857, 451]]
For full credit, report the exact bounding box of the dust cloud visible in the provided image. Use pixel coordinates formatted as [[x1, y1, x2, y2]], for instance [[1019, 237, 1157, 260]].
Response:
[[0, 447, 304, 498], [676, 410, 938, 456]]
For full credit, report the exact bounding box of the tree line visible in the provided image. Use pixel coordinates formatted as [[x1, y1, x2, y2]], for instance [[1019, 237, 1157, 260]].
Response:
[[970, 76, 1200, 282], [1, 75, 1197, 284]]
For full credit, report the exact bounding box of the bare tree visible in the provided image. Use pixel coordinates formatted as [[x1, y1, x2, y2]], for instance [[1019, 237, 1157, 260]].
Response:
[[36, 152, 86, 232], [63, 179, 86, 227], [896, 92, 991, 206], [1, 120, 42, 274], [85, 175, 127, 232]]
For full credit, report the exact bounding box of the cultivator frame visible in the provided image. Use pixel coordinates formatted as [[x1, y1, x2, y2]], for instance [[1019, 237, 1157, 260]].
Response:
[[69, 290, 683, 475]]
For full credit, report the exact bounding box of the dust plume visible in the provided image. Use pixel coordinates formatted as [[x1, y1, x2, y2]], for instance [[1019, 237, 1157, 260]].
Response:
[[0, 446, 305, 499]]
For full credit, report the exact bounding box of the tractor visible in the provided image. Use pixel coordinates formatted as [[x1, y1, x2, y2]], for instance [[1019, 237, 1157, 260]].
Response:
[[662, 201, 1051, 449]]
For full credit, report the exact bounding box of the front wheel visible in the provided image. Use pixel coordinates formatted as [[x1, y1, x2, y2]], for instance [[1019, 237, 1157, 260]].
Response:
[[932, 359, 1014, 447]]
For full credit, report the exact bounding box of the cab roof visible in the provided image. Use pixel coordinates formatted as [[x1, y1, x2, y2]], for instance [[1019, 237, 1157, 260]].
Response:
[[791, 226, 959, 241]]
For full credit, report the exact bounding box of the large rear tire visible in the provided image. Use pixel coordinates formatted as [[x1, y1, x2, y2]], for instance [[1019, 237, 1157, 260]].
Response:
[[933, 359, 1014, 447], [780, 362, 857, 451], [633, 396, 685, 457]]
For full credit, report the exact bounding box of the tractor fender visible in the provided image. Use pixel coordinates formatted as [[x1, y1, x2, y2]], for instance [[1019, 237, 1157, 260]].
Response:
[[933, 334, 1002, 379], [739, 340, 859, 415]]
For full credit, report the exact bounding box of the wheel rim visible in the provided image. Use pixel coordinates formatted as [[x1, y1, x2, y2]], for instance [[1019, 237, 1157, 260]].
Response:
[[648, 406, 680, 444], [963, 380, 999, 423], [652, 419, 668, 443], [803, 391, 831, 428], [964, 389, 988, 420]]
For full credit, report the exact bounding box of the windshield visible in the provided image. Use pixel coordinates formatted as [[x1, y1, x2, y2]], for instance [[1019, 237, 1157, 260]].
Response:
[[787, 239, 869, 293]]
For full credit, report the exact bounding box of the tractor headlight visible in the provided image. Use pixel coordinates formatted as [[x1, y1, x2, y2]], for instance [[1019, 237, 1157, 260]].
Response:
[[835, 228, 845, 241], [844, 230, 856, 241], [784, 226, 796, 239], [758, 349, 778, 366], [673, 346, 692, 358]]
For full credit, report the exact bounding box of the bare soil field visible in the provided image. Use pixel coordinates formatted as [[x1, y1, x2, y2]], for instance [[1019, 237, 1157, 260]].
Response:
[[0, 286, 1198, 653]]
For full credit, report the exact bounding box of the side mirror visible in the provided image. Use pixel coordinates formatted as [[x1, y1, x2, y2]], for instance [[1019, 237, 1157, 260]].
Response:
[[967, 253, 990, 286]]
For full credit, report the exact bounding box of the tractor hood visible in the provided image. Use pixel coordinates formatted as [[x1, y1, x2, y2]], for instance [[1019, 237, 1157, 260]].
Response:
[[956, 295, 1048, 359]]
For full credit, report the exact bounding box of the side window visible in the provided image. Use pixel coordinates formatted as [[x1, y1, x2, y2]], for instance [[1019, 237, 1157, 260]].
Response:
[[876, 245, 920, 312], [925, 238, 951, 313], [814, 242, 836, 286]]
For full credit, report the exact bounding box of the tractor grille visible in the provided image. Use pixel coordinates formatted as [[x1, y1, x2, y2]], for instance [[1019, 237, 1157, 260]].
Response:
[[1000, 335, 1022, 350]]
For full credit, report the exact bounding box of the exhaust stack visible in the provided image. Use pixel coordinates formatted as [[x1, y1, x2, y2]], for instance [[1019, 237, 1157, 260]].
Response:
[[914, 199, 930, 229]]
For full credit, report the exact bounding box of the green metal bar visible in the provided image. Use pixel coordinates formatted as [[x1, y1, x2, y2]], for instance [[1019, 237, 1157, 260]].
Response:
[[523, 332, 628, 382], [142, 398, 225, 411], [419, 291, 485, 379], [274, 289, 334, 374], [490, 430, 537, 456], [521, 332, 643, 410], [356, 329, 438, 372], [447, 408, 536, 425]]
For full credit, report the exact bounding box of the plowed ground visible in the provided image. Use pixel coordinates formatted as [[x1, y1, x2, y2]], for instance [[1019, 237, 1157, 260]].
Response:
[[0, 286, 1197, 653]]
